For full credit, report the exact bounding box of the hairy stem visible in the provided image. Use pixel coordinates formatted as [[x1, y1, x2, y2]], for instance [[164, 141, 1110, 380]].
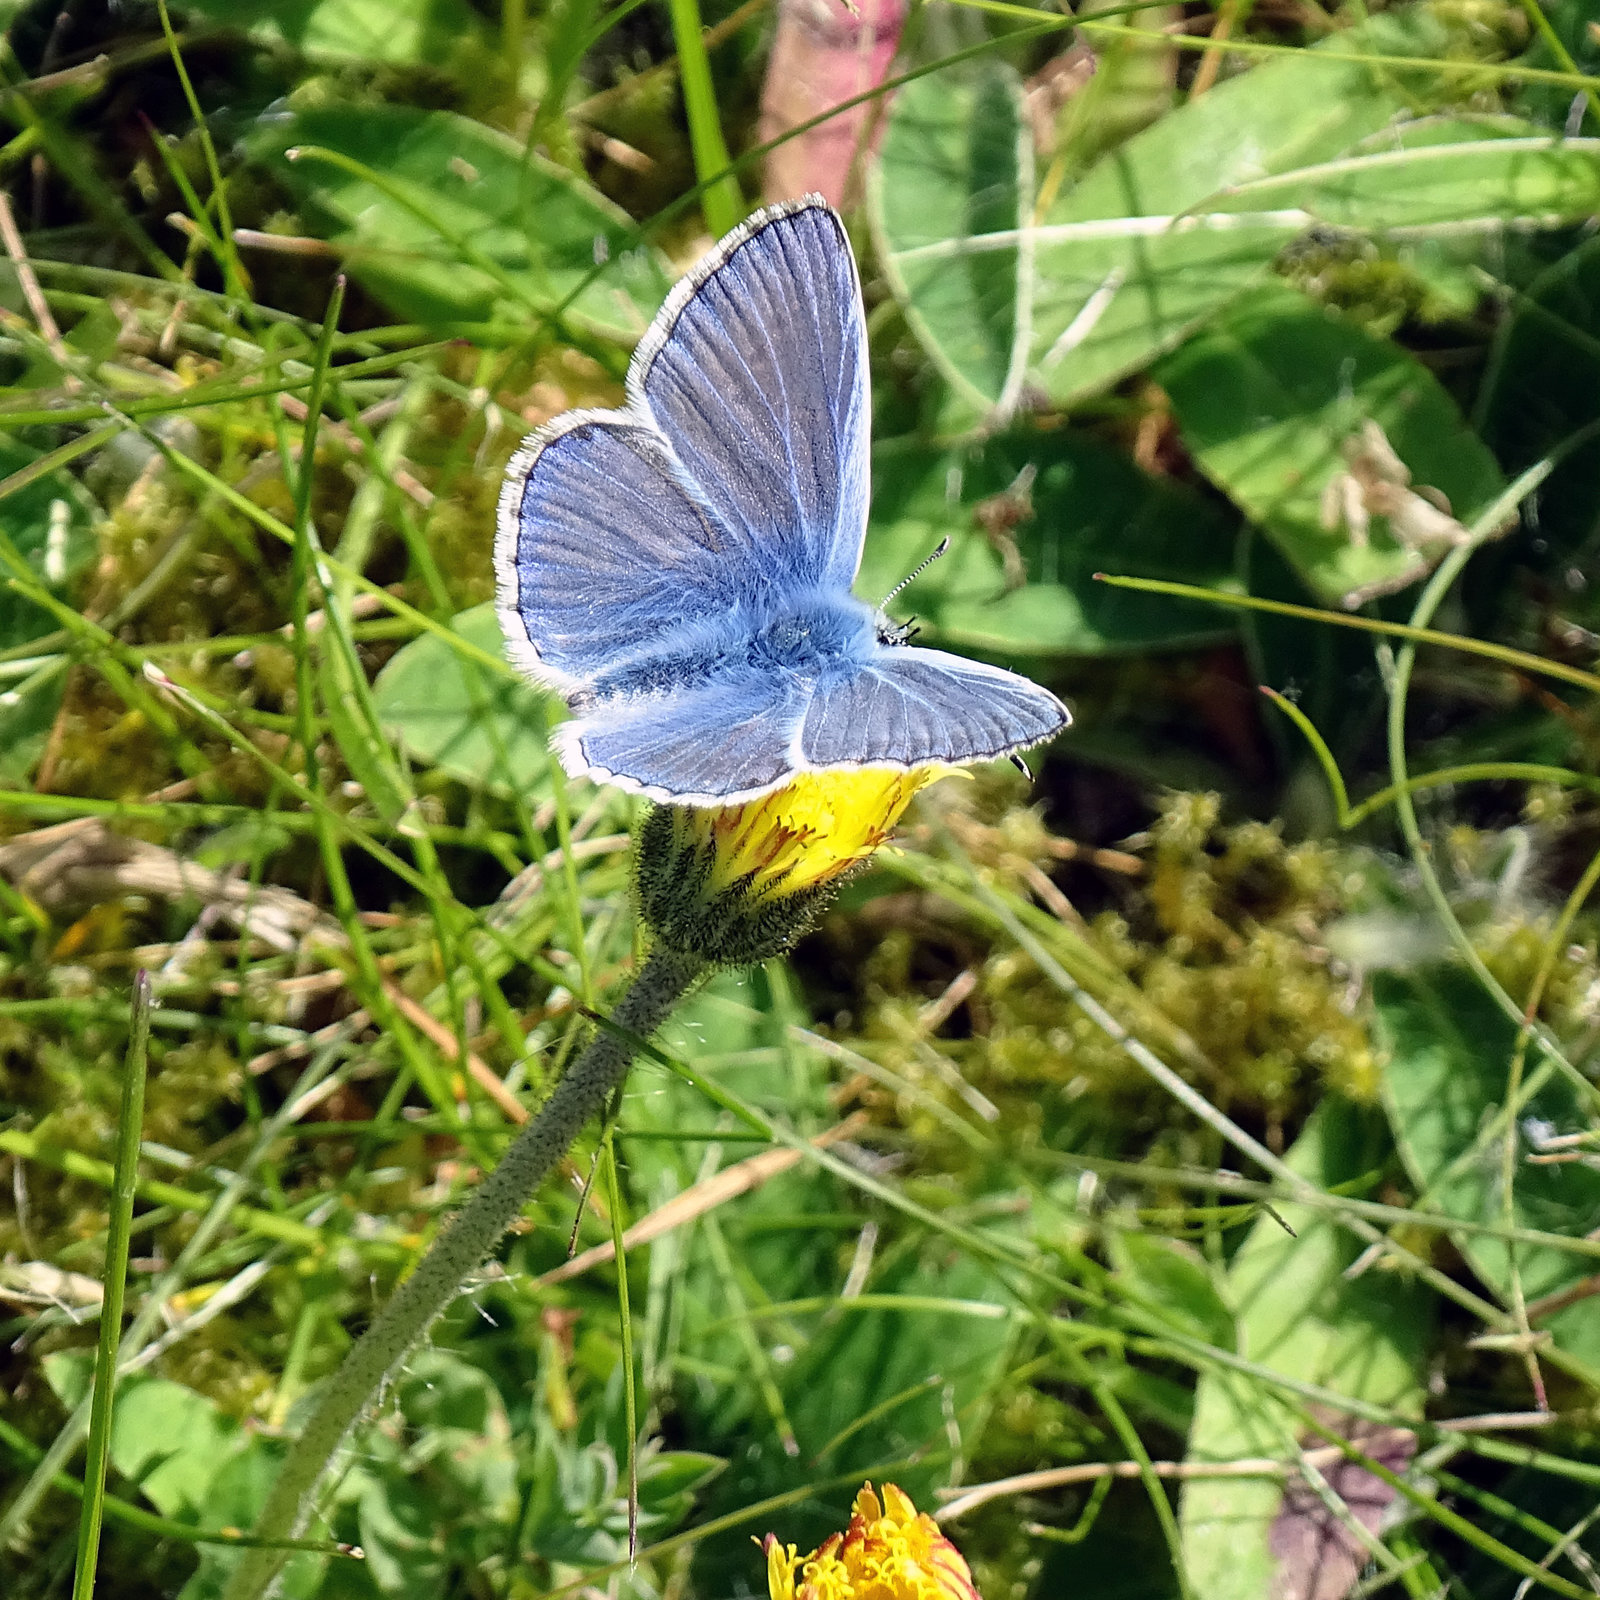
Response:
[[222, 945, 706, 1600]]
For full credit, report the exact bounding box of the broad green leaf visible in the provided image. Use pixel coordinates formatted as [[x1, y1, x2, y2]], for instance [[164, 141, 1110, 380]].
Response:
[[0, 438, 99, 784], [1156, 285, 1505, 606], [860, 430, 1237, 657], [371, 603, 554, 798], [357, 1474, 453, 1596], [1109, 1231, 1234, 1351], [253, 105, 667, 338], [182, 0, 486, 65], [1033, 109, 1600, 403], [177, 1439, 325, 1600], [41, 1358, 322, 1600], [1219, 119, 1600, 231], [636, 1449, 724, 1516], [1179, 1100, 1431, 1600], [870, 61, 1033, 415], [110, 1380, 242, 1519], [1377, 967, 1600, 1370], [42, 1357, 245, 1520], [1028, 17, 1518, 403], [878, 15, 1600, 411], [1478, 229, 1600, 552], [878, 12, 1440, 406], [391, 1350, 519, 1519], [1052, 10, 1446, 225]]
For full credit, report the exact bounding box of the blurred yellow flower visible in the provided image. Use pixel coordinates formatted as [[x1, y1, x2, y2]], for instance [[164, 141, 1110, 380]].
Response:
[[762, 1482, 981, 1600], [637, 768, 946, 964]]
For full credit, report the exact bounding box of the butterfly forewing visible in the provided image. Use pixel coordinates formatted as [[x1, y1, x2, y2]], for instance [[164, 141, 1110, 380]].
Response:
[[629, 198, 870, 593], [496, 414, 747, 691]]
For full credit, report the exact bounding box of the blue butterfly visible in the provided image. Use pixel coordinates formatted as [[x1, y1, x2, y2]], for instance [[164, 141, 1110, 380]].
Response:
[[495, 196, 1070, 805]]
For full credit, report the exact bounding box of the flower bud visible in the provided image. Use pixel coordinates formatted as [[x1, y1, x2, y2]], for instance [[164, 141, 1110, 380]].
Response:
[[762, 1481, 982, 1600], [637, 769, 942, 965]]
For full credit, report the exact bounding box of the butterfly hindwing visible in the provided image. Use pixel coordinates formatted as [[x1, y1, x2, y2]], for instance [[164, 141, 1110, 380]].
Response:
[[557, 674, 811, 803], [801, 648, 1068, 769]]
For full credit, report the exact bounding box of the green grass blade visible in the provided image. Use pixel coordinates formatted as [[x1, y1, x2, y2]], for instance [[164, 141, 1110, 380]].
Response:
[[154, 0, 249, 303], [1095, 573, 1600, 696], [665, 0, 743, 236], [70, 970, 153, 1600], [1259, 686, 1353, 826]]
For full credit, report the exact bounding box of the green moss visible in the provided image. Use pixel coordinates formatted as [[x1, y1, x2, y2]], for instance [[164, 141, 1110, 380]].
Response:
[[144, 1038, 245, 1146], [847, 792, 1384, 1163]]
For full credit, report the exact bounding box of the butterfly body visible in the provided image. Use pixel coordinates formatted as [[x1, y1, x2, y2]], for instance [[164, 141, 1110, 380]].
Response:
[[581, 589, 879, 707], [496, 196, 1070, 805]]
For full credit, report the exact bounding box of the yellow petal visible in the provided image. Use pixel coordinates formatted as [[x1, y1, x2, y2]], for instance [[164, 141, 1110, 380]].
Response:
[[763, 1534, 801, 1600], [697, 769, 946, 899], [851, 1481, 885, 1526], [881, 1483, 918, 1525]]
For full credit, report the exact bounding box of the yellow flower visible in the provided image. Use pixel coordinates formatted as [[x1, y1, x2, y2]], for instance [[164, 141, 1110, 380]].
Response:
[[636, 768, 946, 964], [762, 1483, 981, 1600], [693, 769, 943, 897]]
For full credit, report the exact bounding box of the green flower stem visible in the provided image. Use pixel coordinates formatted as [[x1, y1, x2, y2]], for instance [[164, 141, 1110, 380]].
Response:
[[222, 945, 706, 1600]]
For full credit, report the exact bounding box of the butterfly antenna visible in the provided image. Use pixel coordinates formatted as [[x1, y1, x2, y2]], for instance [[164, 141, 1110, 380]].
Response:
[[880, 536, 951, 610]]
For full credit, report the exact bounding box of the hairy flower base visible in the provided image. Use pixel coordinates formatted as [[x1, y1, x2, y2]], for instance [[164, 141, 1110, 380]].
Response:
[[637, 769, 944, 965], [763, 1483, 981, 1600]]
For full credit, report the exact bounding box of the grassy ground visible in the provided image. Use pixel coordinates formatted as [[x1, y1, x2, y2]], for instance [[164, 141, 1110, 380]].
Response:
[[5, 1, 1600, 1597]]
